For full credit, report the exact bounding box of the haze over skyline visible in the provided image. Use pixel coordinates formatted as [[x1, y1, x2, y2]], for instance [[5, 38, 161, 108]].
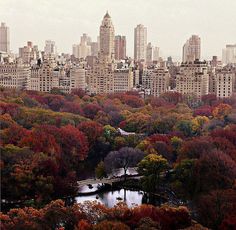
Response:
[[1, 0, 235, 61]]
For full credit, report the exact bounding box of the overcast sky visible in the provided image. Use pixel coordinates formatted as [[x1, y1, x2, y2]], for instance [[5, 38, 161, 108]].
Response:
[[0, 0, 235, 60]]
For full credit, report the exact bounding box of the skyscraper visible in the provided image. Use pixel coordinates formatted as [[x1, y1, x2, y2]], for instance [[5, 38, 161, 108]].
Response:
[[0, 22, 10, 53], [134, 24, 147, 61], [115, 35, 126, 60], [153, 47, 160, 61], [78, 35, 91, 59], [80, 33, 92, 45], [222, 44, 236, 64], [146, 42, 153, 66], [44, 40, 57, 55], [87, 12, 115, 94], [182, 35, 201, 63], [99, 11, 115, 59]]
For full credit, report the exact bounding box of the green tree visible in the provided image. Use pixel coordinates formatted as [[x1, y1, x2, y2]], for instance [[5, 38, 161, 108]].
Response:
[[171, 159, 197, 200], [138, 154, 168, 193], [95, 161, 106, 179]]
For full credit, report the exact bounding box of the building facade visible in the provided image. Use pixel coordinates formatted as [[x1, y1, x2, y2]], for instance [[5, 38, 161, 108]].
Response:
[[222, 44, 236, 64], [115, 35, 126, 60], [87, 12, 116, 94], [176, 60, 209, 98], [146, 42, 153, 66], [44, 40, 57, 55], [134, 24, 147, 61], [0, 22, 10, 53], [99, 11, 115, 59], [182, 35, 201, 63], [0, 62, 30, 89], [19, 41, 41, 64], [150, 68, 170, 97], [114, 69, 133, 92]]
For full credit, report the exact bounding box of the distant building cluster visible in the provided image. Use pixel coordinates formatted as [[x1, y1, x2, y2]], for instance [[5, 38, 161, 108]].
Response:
[[0, 14, 236, 99]]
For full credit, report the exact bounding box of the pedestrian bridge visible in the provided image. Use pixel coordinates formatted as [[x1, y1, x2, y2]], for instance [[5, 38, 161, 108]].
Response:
[[77, 175, 141, 186]]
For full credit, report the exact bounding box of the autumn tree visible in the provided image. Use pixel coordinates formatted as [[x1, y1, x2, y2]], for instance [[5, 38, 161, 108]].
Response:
[[77, 121, 103, 147], [212, 103, 232, 120], [197, 189, 236, 229], [138, 154, 168, 193], [194, 150, 236, 192]]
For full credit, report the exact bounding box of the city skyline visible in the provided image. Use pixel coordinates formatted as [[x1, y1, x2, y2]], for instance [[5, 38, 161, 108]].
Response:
[[0, 0, 236, 60]]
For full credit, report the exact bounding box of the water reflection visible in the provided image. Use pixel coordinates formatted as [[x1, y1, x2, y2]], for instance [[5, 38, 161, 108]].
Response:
[[75, 189, 143, 208]]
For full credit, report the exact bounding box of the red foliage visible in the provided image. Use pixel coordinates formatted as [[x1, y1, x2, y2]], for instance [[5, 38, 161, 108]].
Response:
[[195, 151, 236, 192], [83, 103, 101, 119], [0, 102, 20, 118], [160, 92, 183, 105], [201, 94, 217, 106], [197, 189, 236, 229], [211, 127, 236, 146], [178, 137, 214, 161], [122, 94, 144, 108], [20, 126, 61, 155], [44, 95, 66, 111], [59, 125, 89, 161], [2, 124, 29, 146], [61, 101, 83, 115], [193, 105, 212, 117], [211, 137, 236, 162], [150, 97, 169, 107], [71, 88, 86, 98], [220, 214, 236, 230], [77, 121, 103, 147], [148, 134, 170, 145], [127, 205, 191, 230]]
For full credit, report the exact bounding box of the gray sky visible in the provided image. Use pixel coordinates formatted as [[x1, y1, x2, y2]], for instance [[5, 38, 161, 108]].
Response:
[[1, 0, 236, 61]]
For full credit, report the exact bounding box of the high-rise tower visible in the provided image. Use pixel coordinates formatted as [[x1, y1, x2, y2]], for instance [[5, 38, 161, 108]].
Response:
[[134, 24, 147, 61], [99, 11, 115, 59], [182, 35, 201, 63], [0, 22, 10, 53]]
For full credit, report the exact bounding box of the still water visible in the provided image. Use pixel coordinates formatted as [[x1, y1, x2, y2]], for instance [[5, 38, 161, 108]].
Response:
[[75, 189, 143, 208]]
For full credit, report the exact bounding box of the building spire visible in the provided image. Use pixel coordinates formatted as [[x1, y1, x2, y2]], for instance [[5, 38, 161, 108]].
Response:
[[104, 11, 111, 18]]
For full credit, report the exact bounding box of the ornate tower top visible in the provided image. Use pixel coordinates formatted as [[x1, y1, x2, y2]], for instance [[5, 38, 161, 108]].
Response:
[[104, 11, 111, 18]]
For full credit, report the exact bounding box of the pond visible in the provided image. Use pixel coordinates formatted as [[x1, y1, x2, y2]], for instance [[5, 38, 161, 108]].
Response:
[[75, 189, 144, 208]]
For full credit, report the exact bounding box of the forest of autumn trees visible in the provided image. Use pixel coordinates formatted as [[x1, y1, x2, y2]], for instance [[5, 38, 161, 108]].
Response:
[[1, 87, 236, 229]]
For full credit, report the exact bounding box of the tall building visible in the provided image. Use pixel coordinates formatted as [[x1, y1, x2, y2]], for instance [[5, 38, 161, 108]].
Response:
[[30, 57, 58, 92], [222, 44, 236, 64], [210, 70, 234, 98], [80, 33, 92, 45], [70, 66, 86, 91], [90, 42, 99, 56], [115, 35, 126, 60], [78, 41, 91, 59], [134, 24, 147, 61], [153, 47, 160, 61], [72, 44, 80, 58], [19, 41, 41, 64], [182, 35, 201, 63], [99, 11, 115, 59], [87, 12, 115, 94], [176, 60, 209, 99], [216, 70, 234, 98], [0, 22, 10, 53], [44, 40, 57, 55], [146, 42, 153, 66]]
